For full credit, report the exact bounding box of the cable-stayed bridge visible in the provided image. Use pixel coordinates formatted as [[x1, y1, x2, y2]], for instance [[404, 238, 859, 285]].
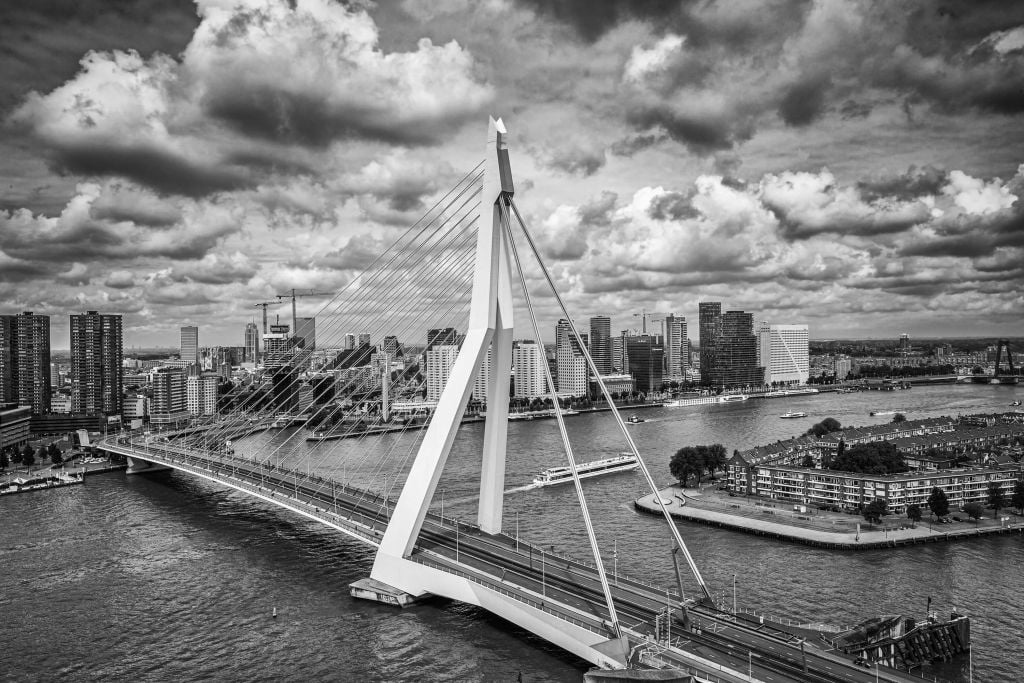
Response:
[[99, 119, 926, 683]]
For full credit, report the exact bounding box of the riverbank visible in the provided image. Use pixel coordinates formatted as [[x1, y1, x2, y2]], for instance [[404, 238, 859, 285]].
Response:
[[0, 456, 127, 494], [635, 484, 1024, 549]]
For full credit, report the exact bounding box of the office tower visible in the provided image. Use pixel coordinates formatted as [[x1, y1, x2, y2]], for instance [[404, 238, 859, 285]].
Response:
[[513, 340, 546, 398], [589, 316, 612, 376], [757, 323, 810, 386], [244, 322, 260, 362], [382, 335, 400, 357], [426, 327, 458, 351], [714, 310, 763, 388], [150, 366, 187, 425], [0, 312, 51, 414], [187, 372, 220, 416], [473, 344, 492, 401], [358, 333, 371, 347], [180, 326, 199, 365], [626, 334, 664, 393], [555, 319, 588, 397], [663, 314, 687, 380], [426, 345, 459, 401], [611, 335, 625, 372], [295, 317, 316, 350], [263, 324, 291, 367], [898, 333, 911, 356], [343, 333, 356, 350], [70, 311, 123, 415], [698, 302, 722, 387]]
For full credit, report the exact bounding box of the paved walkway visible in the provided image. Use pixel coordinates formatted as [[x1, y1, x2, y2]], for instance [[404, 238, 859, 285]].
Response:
[[635, 484, 1024, 549]]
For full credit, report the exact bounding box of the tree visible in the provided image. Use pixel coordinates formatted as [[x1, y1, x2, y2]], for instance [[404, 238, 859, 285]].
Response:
[[927, 487, 949, 519], [892, 413, 907, 424], [830, 441, 909, 475], [670, 447, 704, 488], [863, 499, 887, 525], [23, 446, 35, 468], [962, 501, 984, 523], [0, 449, 8, 470], [1013, 480, 1024, 514], [986, 481, 1006, 517], [702, 444, 728, 478], [801, 454, 815, 468], [906, 504, 922, 526]]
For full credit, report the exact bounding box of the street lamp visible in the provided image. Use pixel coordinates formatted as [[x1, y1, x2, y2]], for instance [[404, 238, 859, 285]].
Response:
[[515, 510, 519, 552], [541, 546, 546, 597], [613, 538, 618, 587], [733, 573, 737, 615], [440, 488, 446, 527]]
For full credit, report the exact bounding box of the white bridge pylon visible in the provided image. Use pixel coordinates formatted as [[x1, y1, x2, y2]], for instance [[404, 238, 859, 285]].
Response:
[[367, 118, 630, 668], [376, 116, 514, 561]]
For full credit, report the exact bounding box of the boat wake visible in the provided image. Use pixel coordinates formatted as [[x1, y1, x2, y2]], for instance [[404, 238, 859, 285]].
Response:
[[504, 483, 541, 494]]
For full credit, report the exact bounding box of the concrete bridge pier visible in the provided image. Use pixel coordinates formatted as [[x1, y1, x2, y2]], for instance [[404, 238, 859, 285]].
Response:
[[126, 456, 172, 475]]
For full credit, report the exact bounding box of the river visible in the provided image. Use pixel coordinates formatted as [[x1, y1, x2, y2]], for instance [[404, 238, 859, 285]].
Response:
[[2, 383, 1020, 682]]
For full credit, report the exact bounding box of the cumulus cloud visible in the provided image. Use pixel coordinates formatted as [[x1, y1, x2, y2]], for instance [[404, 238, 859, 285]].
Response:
[[0, 182, 241, 265], [9, 0, 492, 197]]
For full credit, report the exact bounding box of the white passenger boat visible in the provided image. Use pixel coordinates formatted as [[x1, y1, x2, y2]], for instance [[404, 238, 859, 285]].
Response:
[[780, 411, 808, 419], [718, 394, 749, 403], [533, 453, 639, 487]]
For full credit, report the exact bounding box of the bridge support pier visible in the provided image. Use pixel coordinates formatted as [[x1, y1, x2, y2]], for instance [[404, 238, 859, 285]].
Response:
[[349, 577, 428, 608], [126, 456, 172, 475]]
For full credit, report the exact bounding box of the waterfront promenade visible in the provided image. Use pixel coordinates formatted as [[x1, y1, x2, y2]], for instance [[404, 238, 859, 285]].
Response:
[[636, 484, 1024, 549]]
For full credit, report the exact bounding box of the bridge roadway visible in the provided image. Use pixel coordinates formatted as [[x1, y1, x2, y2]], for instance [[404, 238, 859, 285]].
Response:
[[100, 439, 925, 683]]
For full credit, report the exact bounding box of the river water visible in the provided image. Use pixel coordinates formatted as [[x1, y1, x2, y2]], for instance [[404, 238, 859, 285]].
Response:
[[2, 384, 1020, 682]]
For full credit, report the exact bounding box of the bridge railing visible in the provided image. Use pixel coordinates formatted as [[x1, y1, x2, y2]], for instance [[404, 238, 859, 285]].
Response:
[[407, 552, 610, 638]]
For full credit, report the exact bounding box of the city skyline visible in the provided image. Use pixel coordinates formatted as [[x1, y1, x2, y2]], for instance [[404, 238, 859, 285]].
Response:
[[1, 1, 1023, 346]]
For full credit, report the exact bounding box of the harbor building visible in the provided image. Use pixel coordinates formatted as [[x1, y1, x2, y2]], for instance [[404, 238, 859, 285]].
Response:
[[427, 327, 458, 351], [244, 322, 260, 363], [150, 366, 188, 426], [513, 340, 546, 399], [70, 311, 123, 416], [0, 312, 51, 414], [187, 372, 220, 417], [626, 334, 664, 394], [757, 323, 809, 386], [426, 344, 459, 402], [698, 302, 721, 387], [663, 314, 687, 380], [589, 316, 612, 376], [555, 319, 588, 397], [180, 326, 199, 366]]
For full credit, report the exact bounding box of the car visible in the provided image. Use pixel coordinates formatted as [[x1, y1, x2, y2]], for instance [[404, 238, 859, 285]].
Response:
[[952, 516, 961, 522]]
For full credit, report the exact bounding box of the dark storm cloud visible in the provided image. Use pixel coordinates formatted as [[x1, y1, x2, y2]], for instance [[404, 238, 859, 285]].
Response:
[[0, 0, 197, 112], [625, 104, 749, 154], [314, 235, 389, 271], [858, 166, 948, 202], [46, 143, 249, 198], [777, 74, 831, 126], [514, 0, 682, 41], [201, 86, 465, 148], [609, 133, 663, 157], [534, 144, 606, 177]]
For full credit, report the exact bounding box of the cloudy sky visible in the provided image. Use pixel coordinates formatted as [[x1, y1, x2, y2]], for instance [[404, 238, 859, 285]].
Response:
[[2, 0, 1023, 349]]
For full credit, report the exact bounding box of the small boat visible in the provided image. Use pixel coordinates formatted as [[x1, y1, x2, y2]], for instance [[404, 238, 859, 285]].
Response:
[[627, 415, 646, 424], [780, 411, 808, 419], [718, 394, 749, 403], [533, 454, 639, 487], [870, 410, 896, 416], [1010, 401, 1022, 407]]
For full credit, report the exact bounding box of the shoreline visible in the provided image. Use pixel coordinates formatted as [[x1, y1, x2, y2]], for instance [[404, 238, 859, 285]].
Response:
[[635, 484, 1024, 549]]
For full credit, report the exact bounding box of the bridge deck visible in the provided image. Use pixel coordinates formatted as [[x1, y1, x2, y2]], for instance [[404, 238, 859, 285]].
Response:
[[100, 438, 927, 683]]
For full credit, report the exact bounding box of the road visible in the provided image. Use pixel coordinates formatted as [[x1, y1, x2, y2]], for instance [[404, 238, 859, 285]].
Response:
[[101, 438, 927, 683]]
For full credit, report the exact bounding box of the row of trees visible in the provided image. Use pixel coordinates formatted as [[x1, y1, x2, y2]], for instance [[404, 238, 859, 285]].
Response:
[[670, 444, 728, 488], [0, 442, 64, 470], [864, 481, 1024, 527]]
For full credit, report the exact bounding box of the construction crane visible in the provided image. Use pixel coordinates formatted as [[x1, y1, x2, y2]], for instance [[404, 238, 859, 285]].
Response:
[[276, 288, 333, 335], [633, 310, 665, 335], [253, 301, 278, 335]]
